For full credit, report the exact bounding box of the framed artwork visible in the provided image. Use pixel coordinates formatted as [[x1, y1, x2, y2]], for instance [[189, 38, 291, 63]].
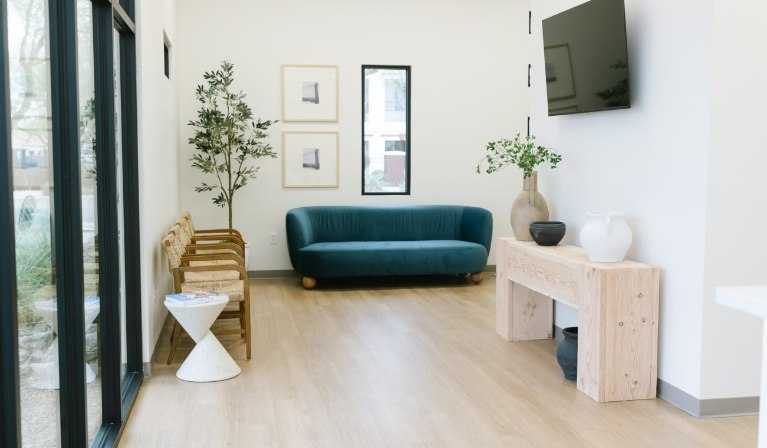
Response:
[[544, 44, 576, 101], [281, 64, 339, 122], [282, 131, 339, 188]]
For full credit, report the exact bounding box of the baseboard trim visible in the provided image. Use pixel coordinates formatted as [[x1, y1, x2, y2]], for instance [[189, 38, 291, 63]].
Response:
[[145, 312, 175, 378], [552, 325, 758, 418], [657, 379, 758, 418], [248, 265, 497, 279], [247, 269, 299, 279]]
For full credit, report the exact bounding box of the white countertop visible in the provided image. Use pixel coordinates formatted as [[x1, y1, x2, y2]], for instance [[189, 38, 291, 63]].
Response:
[[716, 286, 767, 318]]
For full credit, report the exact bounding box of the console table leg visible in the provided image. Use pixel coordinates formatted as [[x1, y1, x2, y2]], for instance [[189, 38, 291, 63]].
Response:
[[510, 282, 553, 341], [497, 274, 553, 341]]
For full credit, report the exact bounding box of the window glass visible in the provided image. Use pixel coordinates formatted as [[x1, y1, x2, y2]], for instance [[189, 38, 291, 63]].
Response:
[[114, 26, 129, 390], [8, 0, 60, 444], [362, 66, 410, 194], [75, 0, 104, 443]]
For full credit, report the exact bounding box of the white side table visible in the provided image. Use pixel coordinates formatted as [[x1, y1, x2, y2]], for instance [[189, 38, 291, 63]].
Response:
[[164, 297, 241, 382], [30, 296, 100, 389], [716, 286, 767, 448]]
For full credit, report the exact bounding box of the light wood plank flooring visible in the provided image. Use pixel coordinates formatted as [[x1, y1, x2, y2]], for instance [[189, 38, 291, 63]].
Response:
[[119, 276, 757, 447]]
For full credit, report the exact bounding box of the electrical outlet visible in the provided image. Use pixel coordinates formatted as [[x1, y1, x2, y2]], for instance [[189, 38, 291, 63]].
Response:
[[270, 232, 278, 245]]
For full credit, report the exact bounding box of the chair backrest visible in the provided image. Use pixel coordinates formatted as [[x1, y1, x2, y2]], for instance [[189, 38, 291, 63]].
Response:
[[182, 211, 196, 233], [161, 233, 182, 270], [169, 223, 192, 249], [176, 217, 194, 242]]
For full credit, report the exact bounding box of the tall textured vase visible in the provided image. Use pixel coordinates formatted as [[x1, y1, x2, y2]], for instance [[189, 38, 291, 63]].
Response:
[[510, 171, 549, 241]]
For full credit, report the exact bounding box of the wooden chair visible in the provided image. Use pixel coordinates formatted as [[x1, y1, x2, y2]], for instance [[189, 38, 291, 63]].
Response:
[[179, 212, 245, 254], [168, 224, 243, 281], [162, 233, 251, 363]]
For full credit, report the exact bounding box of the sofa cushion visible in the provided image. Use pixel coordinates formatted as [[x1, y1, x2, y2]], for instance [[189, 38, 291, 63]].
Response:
[[302, 206, 466, 242], [298, 240, 488, 278]]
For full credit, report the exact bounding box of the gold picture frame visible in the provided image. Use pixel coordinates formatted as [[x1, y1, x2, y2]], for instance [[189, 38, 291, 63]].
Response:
[[281, 64, 339, 122], [282, 131, 339, 188]]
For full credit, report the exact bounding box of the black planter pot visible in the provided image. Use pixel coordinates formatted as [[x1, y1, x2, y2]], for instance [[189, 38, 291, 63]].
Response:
[[556, 327, 578, 381]]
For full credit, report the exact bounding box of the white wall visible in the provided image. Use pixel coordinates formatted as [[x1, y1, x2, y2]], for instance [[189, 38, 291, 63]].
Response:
[[136, 0, 180, 363], [531, 0, 765, 401], [137, 0, 766, 400], [175, 0, 532, 272], [699, 0, 767, 400]]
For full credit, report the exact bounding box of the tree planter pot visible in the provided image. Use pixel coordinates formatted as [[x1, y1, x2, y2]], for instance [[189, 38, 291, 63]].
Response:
[[556, 326, 578, 381]]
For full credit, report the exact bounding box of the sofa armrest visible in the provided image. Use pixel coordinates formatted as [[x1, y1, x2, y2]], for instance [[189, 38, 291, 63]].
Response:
[[460, 207, 493, 254], [286, 208, 316, 271]]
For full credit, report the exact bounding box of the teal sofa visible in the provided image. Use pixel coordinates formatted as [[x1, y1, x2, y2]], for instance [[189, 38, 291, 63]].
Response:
[[285, 205, 493, 289]]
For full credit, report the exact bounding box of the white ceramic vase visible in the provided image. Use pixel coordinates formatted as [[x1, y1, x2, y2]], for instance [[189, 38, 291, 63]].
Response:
[[579, 212, 633, 262]]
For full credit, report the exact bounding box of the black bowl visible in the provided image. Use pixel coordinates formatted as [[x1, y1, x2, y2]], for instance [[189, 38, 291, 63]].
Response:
[[529, 221, 566, 246]]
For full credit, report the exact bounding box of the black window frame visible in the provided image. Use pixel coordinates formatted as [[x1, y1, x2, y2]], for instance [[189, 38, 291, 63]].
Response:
[[361, 65, 411, 196], [0, 0, 143, 445]]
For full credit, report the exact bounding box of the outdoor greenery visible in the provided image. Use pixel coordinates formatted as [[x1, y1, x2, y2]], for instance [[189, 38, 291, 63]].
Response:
[[476, 133, 562, 179], [188, 61, 277, 229], [15, 223, 52, 325]]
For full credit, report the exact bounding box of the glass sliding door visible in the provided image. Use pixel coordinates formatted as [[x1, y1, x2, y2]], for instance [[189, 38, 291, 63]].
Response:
[[7, 0, 59, 445], [1, 0, 142, 445], [76, 0, 104, 443], [113, 26, 129, 387]]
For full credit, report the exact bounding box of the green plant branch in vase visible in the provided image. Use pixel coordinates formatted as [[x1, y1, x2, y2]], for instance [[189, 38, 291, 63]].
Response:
[[188, 60, 278, 229], [476, 133, 562, 178], [476, 133, 563, 241]]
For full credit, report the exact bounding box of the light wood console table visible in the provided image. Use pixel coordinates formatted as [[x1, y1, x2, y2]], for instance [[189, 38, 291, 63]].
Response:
[[496, 238, 660, 402]]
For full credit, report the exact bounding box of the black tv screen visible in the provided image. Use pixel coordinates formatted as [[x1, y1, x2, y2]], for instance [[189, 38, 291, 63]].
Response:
[[542, 0, 630, 116]]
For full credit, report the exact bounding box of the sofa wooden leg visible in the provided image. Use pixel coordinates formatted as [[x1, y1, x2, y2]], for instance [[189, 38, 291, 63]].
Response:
[[470, 272, 484, 284], [302, 276, 317, 289]]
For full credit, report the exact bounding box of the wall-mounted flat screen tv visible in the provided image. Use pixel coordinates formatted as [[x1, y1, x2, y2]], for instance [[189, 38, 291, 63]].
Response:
[[542, 0, 630, 116]]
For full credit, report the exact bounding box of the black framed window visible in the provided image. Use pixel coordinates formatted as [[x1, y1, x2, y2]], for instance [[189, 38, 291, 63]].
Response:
[[0, 0, 142, 446], [362, 65, 411, 195]]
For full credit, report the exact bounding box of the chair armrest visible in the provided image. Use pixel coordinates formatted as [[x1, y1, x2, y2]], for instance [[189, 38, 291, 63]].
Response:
[[185, 242, 244, 258], [194, 228, 243, 239], [180, 252, 244, 266], [286, 208, 316, 274], [191, 234, 245, 251], [460, 206, 493, 254]]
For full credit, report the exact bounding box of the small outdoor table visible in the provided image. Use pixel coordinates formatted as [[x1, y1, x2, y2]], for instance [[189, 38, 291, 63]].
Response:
[[31, 296, 100, 389]]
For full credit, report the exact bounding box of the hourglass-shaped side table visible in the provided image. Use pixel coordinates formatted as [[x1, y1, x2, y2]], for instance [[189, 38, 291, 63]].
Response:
[[164, 297, 241, 382]]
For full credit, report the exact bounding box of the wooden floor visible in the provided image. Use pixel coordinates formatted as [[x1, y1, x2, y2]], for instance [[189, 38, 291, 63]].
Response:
[[119, 276, 757, 447]]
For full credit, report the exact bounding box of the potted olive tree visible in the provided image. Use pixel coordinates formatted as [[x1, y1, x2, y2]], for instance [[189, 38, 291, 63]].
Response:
[[188, 60, 277, 231], [476, 133, 562, 241]]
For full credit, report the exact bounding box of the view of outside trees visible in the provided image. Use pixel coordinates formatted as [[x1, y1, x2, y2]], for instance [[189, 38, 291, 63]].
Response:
[[8, 0, 103, 444], [363, 67, 409, 194], [9, 0, 62, 444]]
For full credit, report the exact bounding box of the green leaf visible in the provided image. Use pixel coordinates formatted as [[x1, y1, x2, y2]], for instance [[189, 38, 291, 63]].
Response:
[[476, 133, 562, 177]]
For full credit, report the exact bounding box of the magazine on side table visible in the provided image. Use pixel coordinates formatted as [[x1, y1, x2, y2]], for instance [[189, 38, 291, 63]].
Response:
[[165, 290, 228, 306]]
